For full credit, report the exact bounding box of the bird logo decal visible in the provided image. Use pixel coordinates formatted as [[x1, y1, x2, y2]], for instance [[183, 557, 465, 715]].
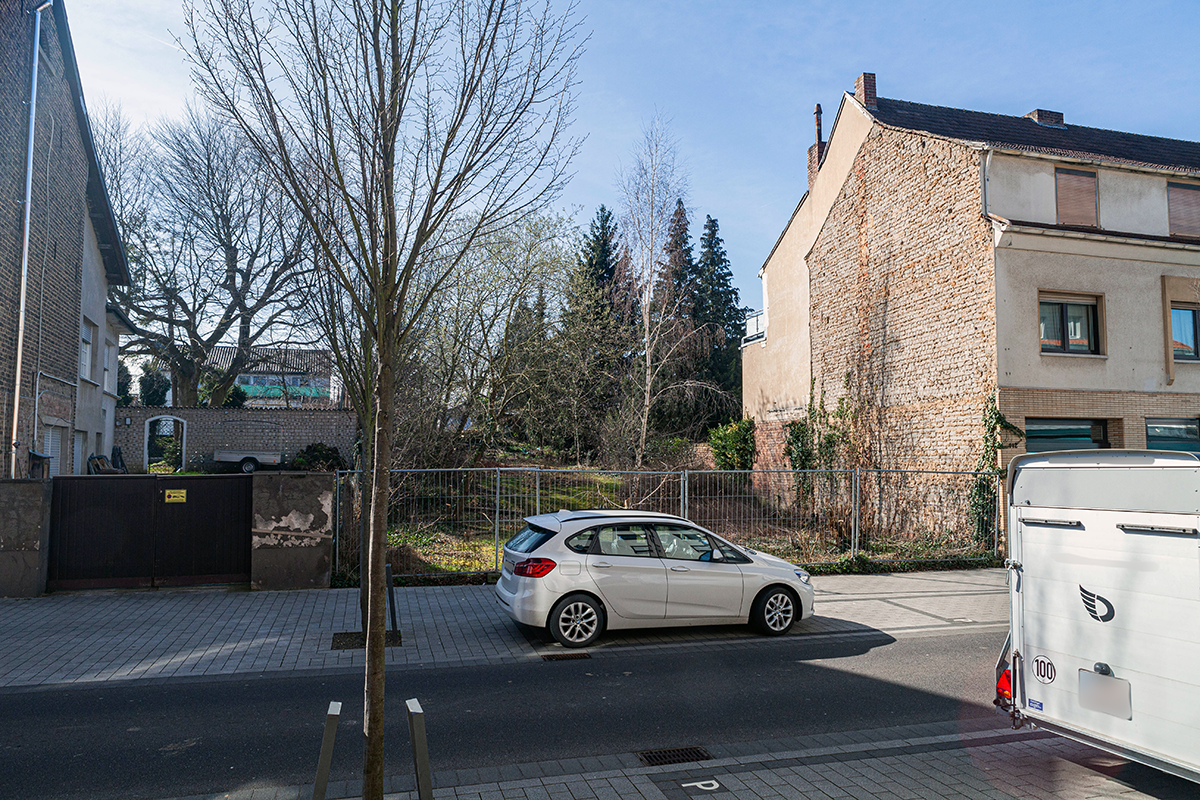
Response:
[[1080, 586, 1115, 623]]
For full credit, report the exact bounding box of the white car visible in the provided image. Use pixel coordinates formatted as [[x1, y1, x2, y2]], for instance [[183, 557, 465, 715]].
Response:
[[494, 509, 815, 647]]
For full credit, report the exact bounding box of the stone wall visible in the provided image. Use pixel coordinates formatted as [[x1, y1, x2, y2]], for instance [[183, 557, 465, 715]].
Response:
[[766, 125, 996, 472], [251, 472, 334, 590], [0, 8, 90, 478], [112, 406, 357, 473], [0, 480, 52, 597]]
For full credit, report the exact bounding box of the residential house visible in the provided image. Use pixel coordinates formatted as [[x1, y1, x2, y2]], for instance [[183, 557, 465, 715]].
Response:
[[1, 1, 131, 477], [209, 346, 341, 409], [744, 72, 1200, 471]]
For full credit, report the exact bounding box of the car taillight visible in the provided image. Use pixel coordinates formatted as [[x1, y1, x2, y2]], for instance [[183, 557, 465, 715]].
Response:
[[996, 668, 1012, 700], [514, 558, 556, 578]]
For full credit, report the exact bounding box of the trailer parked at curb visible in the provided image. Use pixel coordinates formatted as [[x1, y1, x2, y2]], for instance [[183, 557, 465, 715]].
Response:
[[995, 450, 1200, 785], [213, 420, 285, 473]]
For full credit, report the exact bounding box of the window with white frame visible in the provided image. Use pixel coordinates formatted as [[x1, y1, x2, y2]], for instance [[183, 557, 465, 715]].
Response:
[[103, 342, 116, 393], [79, 322, 93, 380]]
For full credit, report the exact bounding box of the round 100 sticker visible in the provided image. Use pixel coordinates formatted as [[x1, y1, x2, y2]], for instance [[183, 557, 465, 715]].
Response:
[[1032, 655, 1056, 684]]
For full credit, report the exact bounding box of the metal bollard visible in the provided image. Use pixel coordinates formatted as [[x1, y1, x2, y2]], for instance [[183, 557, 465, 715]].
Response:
[[406, 698, 433, 800], [312, 701, 342, 800], [385, 563, 398, 633]]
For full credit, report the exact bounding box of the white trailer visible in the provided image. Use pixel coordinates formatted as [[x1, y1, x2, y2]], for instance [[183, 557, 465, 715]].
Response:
[[995, 450, 1200, 784], [212, 420, 285, 473]]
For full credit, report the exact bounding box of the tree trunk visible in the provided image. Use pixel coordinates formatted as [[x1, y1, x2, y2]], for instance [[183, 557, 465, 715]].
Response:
[[362, 353, 394, 800]]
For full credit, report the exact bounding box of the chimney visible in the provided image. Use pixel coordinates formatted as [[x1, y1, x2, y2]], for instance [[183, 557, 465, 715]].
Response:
[[1025, 109, 1065, 127], [855, 72, 877, 110], [808, 104, 826, 190]]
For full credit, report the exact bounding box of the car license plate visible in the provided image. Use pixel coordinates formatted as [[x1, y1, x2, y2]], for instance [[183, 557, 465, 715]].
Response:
[[502, 557, 514, 574]]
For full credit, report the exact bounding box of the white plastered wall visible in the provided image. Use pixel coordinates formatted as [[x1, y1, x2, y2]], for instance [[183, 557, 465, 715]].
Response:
[[742, 94, 875, 420]]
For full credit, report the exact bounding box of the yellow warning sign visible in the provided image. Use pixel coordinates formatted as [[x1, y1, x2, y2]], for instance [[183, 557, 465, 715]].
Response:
[[165, 489, 187, 503]]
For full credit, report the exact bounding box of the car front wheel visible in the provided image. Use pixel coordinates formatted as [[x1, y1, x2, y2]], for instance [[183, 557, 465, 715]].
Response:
[[548, 594, 604, 648], [751, 586, 797, 635]]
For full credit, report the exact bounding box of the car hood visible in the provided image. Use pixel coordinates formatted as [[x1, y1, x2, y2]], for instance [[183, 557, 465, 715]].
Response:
[[748, 549, 801, 572]]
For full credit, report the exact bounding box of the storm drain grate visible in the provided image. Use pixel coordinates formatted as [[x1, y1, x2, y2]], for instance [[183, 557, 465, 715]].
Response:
[[541, 652, 591, 661], [635, 746, 712, 767]]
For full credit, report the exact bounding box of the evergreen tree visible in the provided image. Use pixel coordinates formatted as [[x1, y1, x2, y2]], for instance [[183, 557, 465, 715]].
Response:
[[662, 198, 698, 315], [695, 215, 746, 422], [138, 361, 170, 406], [577, 205, 619, 289]]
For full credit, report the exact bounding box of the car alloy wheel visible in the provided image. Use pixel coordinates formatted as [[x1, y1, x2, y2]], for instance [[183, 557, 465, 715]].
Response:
[[549, 594, 603, 648], [764, 592, 794, 631], [752, 587, 797, 635]]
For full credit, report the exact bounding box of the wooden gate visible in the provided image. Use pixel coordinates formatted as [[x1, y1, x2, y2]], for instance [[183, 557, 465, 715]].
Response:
[[48, 474, 252, 589]]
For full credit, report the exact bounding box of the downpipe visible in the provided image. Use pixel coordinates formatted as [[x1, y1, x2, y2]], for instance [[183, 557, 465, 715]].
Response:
[[9, 1, 54, 478]]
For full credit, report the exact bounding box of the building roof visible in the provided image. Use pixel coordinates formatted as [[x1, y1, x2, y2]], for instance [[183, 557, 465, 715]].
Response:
[[207, 345, 333, 376], [869, 96, 1200, 174], [51, 2, 130, 286]]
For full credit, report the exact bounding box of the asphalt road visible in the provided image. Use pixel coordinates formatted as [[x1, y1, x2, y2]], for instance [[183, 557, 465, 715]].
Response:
[[0, 627, 1007, 800]]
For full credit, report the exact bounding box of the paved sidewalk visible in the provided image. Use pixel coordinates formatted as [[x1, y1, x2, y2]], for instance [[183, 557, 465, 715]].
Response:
[[163, 716, 1199, 800], [0, 570, 1008, 688]]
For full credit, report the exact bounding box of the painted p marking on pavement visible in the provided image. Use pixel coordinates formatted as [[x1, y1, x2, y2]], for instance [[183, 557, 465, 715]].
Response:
[[680, 778, 722, 792]]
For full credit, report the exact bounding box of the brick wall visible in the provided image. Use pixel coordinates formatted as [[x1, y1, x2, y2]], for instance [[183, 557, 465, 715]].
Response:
[[1, 6, 90, 477], [112, 407, 358, 473], [998, 386, 1200, 466], [760, 125, 997, 472]]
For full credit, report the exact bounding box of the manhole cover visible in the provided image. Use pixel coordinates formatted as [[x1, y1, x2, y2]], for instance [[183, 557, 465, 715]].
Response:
[[635, 746, 712, 767], [542, 652, 591, 661]]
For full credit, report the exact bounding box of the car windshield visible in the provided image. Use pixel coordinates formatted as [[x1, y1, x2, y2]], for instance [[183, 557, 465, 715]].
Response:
[[505, 524, 556, 554]]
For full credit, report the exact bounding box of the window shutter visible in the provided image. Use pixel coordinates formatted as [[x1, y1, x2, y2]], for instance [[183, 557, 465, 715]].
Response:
[[1056, 169, 1098, 227], [1169, 183, 1200, 238]]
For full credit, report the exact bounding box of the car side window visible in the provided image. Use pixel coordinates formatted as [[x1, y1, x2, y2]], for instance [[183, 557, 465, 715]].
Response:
[[596, 525, 654, 557], [655, 525, 715, 561], [710, 534, 753, 564], [565, 529, 596, 554]]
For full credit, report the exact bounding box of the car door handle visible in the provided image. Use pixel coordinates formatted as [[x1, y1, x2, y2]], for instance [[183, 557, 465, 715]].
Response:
[[670, 566, 690, 572], [593, 562, 612, 569]]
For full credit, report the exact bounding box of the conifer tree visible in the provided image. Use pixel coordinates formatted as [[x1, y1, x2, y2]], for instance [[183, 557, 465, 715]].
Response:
[[695, 215, 746, 421], [577, 205, 620, 289]]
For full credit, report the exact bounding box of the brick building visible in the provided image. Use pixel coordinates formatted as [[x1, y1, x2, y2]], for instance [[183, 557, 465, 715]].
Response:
[[209, 345, 343, 409], [1, 1, 131, 478], [744, 73, 1200, 471]]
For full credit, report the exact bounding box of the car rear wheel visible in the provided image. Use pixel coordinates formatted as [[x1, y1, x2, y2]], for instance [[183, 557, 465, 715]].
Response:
[[548, 594, 604, 648], [751, 586, 797, 635]]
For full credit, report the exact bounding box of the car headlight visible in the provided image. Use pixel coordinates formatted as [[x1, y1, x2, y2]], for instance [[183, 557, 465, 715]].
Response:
[[794, 569, 811, 585]]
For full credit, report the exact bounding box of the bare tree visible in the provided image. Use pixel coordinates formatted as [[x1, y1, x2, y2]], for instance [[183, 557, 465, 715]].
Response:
[[184, 1, 581, 795], [95, 103, 313, 406], [617, 116, 707, 467]]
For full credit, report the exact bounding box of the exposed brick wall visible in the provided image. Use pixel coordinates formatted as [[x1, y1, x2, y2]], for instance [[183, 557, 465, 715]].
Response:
[[1, 6, 90, 477], [998, 386, 1200, 466], [111, 407, 358, 473], [753, 419, 791, 471], [762, 125, 997, 472]]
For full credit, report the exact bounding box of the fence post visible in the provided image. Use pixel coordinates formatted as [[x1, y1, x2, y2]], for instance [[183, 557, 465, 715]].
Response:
[[535, 468, 541, 516], [851, 468, 860, 557], [681, 470, 688, 518], [494, 467, 501, 571], [333, 472, 340, 574]]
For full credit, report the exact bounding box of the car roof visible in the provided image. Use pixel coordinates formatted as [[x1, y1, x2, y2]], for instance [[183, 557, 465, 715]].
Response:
[[523, 508, 691, 533]]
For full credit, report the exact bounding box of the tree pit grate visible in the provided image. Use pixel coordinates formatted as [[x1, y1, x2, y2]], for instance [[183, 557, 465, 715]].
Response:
[[635, 746, 712, 767]]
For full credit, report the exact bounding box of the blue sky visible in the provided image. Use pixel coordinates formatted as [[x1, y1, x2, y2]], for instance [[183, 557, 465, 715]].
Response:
[[69, 0, 1200, 309]]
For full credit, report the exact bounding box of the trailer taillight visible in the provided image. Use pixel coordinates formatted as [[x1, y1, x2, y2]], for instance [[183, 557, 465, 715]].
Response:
[[996, 668, 1012, 700]]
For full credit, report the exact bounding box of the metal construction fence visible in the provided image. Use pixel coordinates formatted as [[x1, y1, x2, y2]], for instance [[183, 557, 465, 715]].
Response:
[[333, 467, 1004, 579]]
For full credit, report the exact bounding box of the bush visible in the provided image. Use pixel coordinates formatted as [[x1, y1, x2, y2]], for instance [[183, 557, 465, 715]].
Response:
[[708, 418, 756, 471], [288, 442, 347, 471]]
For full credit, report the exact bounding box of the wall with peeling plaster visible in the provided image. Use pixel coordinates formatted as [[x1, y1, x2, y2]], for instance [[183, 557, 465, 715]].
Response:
[[0, 481, 52, 596], [250, 472, 334, 590]]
